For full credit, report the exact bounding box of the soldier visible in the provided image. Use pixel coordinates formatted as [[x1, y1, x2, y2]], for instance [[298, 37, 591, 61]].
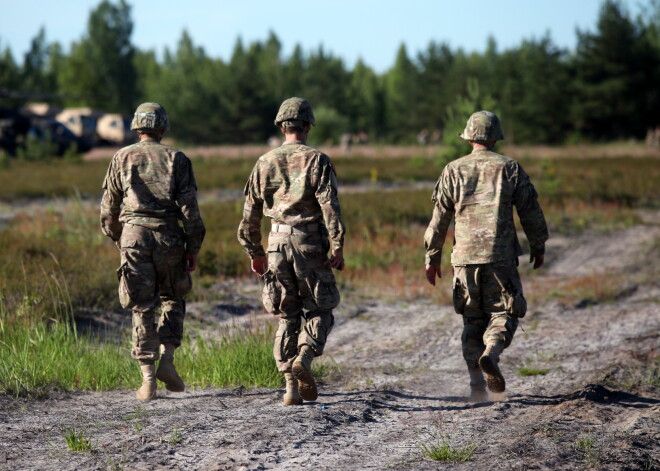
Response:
[[424, 111, 548, 401], [100, 102, 205, 401], [238, 97, 346, 406]]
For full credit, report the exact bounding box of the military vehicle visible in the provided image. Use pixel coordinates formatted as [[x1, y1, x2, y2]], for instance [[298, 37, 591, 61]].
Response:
[[97, 113, 136, 146]]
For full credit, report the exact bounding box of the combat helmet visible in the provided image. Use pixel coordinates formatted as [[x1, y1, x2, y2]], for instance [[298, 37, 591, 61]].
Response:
[[459, 110, 504, 141], [130, 102, 170, 132], [274, 97, 316, 127]]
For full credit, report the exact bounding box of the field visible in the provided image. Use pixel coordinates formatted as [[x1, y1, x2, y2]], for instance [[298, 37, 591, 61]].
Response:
[[0, 144, 658, 470]]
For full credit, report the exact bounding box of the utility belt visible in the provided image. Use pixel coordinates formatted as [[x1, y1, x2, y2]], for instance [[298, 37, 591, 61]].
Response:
[[270, 222, 319, 234]]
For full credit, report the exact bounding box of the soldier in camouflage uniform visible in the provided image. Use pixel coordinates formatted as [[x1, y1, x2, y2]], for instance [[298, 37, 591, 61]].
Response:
[[424, 111, 548, 401], [238, 97, 346, 406], [100, 102, 205, 401]]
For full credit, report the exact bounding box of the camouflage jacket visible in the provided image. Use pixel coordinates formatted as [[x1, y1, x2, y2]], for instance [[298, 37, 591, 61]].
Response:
[[237, 140, 346, 258], [100, 137, 206, 255], [424, 148, 548, 266]]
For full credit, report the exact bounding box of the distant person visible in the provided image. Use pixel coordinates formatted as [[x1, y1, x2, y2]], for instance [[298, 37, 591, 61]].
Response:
[[340, 132, 352, 154], [100, 102, 206, 401], [417, 128, 429, 146], [238, 97, 346, 406], [423, 111, 548, 401], [267, 135, 282, 148]]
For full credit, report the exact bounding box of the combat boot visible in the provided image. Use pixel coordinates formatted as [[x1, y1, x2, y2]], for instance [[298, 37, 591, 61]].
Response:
[[479, 342, 505, 393], [292, 345, 318, 401], [156, 344, 185, 392], [283, 372, 303, 406], [136, 362, 157, 401], [468, 366, 488, 402]]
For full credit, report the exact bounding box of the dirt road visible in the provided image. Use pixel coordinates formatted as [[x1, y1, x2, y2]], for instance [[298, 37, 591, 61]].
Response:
[[1, 222, 658, 470]]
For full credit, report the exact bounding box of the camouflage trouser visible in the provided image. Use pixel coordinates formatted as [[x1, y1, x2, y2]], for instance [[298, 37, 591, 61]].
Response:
[[452, 262, 527, 369], [261, 226, 339, 372], [117, 223, 192, 362]]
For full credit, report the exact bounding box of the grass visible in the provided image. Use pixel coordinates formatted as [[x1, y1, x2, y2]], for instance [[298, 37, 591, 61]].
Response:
[[63, 428, 93, 453], [0, 177, 651, 321], [420, 439, 477, 462], [517, 367, 550, 376], [0, 151, 658, 395], [167, 428, 182, 446], [0, 151, 657, 204], [574, 433, 600, 467], [0, 308, 280, 396]]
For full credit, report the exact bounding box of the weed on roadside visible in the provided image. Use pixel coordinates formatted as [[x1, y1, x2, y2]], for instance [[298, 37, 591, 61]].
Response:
[[517, 367, 550, 376], [63, 428, 93, 453], [574, 433, 600, 467], [419, 439, 477, 462], [168, 428, 182, 446], [417, 414, 478, 463]]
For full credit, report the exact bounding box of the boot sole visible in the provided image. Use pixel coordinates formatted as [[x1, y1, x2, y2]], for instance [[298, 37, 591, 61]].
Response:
[[479, 356, 506, 393], [292, 361, 318, 401]]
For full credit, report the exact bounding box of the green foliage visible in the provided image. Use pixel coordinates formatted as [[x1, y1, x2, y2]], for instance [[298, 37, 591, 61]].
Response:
[[573, 0, 660, 141], [437, 78, 497, 166], [57, 0, 136, 114], [0, 310, 280, 395], [307, 106, 349, 146], [575, 433, 600, 466], [517, 367, 550, 376], [5, 1, 660, 144], [167, 428, 182, 446], [63, 428, 93, 453], [0, 150, 9, 169], [420, 439, 477, 462], [16, 130, 58, 161], [177, 324, 281, 389]]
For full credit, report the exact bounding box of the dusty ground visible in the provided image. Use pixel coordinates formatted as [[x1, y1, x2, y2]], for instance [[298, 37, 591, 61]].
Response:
[[1, 217, 659, 470]]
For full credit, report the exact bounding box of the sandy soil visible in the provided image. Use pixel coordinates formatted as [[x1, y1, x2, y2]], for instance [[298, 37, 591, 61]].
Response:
[[0, 221, 658, 470]]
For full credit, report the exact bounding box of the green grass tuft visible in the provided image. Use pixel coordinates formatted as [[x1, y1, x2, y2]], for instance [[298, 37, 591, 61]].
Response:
[[63, 428, 93, 453], [517, 367, 550, 376], [420, 440, 477, 462]]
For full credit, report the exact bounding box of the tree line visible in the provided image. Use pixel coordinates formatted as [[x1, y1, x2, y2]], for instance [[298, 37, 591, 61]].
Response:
[[1, 0, 659, 145]]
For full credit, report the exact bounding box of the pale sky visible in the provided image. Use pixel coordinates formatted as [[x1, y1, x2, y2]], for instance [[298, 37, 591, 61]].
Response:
[[0, 0, 646, 72]]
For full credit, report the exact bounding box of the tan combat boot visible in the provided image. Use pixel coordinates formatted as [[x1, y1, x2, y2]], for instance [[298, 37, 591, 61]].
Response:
[[156, 344, 185, 392], [468, 366, 488, 402], [292, 346, 318, 401], [136, 362, 157, 401], [283, 372, 303, 406], [479, 342, 505, 393]]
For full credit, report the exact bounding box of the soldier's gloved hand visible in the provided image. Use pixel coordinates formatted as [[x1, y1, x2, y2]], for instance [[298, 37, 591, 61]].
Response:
[[327, 247, 345, 271], [184, 253, 197, 273], [425, 264, 441, 286], [530, 253, 544, 270], [251, 256, 268, 276]]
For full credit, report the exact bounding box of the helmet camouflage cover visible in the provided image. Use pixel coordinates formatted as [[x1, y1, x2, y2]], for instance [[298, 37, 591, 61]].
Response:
[[130, 102, 170, 132], [274, 97, 316, 127], [459, 110, 504, 141]]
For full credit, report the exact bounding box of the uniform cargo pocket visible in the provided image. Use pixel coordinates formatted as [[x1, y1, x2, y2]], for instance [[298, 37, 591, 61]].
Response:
[[452, 277, 468, 315], [508, 291, 527, 318], [117, 263, 136, 309], [311, 270, 339, 311], [261, 270, 281, 314], [172, 272, 192, 298]]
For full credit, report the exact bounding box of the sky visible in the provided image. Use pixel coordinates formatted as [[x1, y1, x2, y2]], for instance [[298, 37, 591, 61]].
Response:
[[0, 0, 646, 73]]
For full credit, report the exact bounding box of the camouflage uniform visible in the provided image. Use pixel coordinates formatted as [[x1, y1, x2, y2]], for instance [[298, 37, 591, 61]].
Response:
[[100, 136, 205, 362], [424, 111, 548, 393], [238, 140, 345, 373]]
